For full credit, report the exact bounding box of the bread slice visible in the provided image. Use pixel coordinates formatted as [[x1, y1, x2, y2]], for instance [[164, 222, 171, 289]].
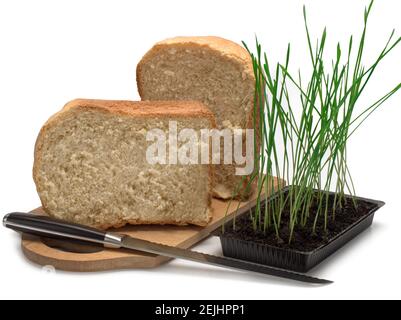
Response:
[[136, 36, 257, 199], [33, 99, 215, 229]]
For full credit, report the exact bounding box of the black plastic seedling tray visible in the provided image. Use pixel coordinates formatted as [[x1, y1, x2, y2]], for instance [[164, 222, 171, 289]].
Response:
[[218, 186, 385, 273]]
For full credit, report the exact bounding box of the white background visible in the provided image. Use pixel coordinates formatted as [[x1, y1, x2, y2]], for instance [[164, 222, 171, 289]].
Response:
[[1, 0, 401, 300]]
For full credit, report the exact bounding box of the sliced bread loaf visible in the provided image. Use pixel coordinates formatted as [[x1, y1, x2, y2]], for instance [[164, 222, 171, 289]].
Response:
[[136, 36, 257, 199], [33, 99, 215, 229]]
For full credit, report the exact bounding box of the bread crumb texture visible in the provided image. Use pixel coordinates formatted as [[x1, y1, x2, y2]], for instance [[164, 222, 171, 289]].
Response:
[[33, 99, 214, 229]]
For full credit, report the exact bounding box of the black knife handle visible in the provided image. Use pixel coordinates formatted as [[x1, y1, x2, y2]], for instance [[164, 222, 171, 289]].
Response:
[[3, 213, 123, 248]]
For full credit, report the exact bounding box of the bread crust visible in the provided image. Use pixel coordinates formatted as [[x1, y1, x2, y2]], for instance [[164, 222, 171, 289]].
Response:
[[33, 99, 216, 229], [136, 36, 258, 200], [64, 99, 216, 119]]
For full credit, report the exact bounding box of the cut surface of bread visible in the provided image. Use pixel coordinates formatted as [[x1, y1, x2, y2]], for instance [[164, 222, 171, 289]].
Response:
[[33, 99, 215, 229], [137, 36, 257, 199]]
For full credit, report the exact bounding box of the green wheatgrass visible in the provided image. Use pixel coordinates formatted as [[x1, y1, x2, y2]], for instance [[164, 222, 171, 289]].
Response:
[[227, 0, 401, 244]]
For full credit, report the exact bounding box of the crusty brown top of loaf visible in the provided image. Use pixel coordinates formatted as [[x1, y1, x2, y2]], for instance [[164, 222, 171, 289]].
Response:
[[156, 36, 251, 62], [136, 36, 254, 98], [62, 99, 216, 121]]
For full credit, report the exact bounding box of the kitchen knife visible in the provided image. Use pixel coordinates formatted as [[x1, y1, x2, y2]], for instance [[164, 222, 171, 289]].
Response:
[[3, 212, 332, 284]]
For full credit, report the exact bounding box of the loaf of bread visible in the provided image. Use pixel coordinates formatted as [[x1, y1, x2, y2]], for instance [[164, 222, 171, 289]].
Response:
[[137, 36, 257, 199], [33, 99, 215, 229]]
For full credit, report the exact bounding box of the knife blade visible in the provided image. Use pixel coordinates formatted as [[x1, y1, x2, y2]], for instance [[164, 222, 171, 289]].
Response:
[[3, 212, 332, 284]]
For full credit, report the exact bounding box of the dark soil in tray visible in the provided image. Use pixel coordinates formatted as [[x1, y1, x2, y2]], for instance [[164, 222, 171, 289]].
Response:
[[222, 191, 378, 252]]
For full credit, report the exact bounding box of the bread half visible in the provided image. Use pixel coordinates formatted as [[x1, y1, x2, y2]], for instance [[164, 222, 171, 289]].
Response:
[[137, 36, 257, 199], [33, 99, 215, 229]]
